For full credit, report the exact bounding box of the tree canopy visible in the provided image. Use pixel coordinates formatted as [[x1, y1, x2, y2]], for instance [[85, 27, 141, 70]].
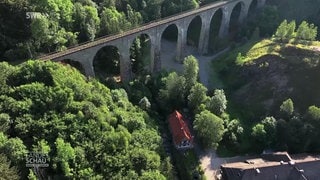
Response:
[[193, 110, 225, 149], [274, 19, 318, 42], [0, 60, 169, 179]]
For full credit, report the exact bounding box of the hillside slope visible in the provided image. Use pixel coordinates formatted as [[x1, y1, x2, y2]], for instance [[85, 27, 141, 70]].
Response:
[[212, 39, 320, 119]]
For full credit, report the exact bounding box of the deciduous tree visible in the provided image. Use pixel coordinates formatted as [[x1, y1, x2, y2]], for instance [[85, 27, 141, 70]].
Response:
[[159, 72, 186, 109], [207, 89, 227, 115], [183, 55, 199, 94], [0, 154, 19, 180], [296, 21, 318, 41], [187, 82, 208, 113], [73, 3, 100, 41], [194, 110, 225, 149], [275, 19, 288, 41], [280, 98, 294, 117]]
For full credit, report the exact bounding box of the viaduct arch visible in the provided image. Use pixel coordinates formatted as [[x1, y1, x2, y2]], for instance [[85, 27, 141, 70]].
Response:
[[39, 0, 267, 82]]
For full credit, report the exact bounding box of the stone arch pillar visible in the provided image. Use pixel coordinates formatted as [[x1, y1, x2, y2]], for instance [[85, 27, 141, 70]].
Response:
[[257, 0, 266, 8], [118, 40, 132, 82], [239, 1, 251, 24], [176, 20, 190, 62], [149, 39, 155, 73], [80, 59, 95, 77], [219, 6, 232, 38], [151, 29, 162, 72], [198, 11, 214, 55]]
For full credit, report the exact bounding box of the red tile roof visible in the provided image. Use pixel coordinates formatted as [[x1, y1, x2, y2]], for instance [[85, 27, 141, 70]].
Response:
[[168, 111, 193, 146]]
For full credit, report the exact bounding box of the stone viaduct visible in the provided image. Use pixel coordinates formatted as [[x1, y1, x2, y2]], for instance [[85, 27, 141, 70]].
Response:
[[39, 0, 266, 81]]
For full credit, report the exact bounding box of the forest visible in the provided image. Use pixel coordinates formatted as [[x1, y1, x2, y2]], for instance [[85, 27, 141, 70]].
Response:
[[1, 0, 320, 179]]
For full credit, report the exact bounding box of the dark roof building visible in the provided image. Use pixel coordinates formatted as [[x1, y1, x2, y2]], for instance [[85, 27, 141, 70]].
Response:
[[220, 152, 320, 180], [168, 111, 193, 149]]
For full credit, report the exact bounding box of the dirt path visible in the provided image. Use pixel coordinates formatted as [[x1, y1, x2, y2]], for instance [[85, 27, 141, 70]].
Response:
[[160, 40, 227, 88], [199, 150, 256, 179]]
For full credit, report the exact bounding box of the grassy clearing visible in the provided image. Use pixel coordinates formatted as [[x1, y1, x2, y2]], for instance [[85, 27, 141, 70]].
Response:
[[237, 39, 280, 65], [209, 39, 262, 89], [213, 40, 259, 69], [311, 41, 320, 46], [236, 39, 320, 65], [218, 38, 320, 66]]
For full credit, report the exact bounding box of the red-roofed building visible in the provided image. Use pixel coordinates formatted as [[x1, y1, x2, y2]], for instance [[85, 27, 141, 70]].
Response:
[[168, 111, 194, 149]]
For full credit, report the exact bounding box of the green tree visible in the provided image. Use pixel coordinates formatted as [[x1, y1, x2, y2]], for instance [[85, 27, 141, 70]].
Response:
[[31, 0, 74, 27], [0, 113, 10, 132], [30, 17, 50, 49], [73, 3, 100, 41], [100, 0, 116, 7], [130, 148, 161, 175], [27, 169, 37, 180], [187, 82, 208, 113], [131, 129, 161, 152], [286, 116, 308, 152], [207, 89, 227, 115], [256, 6, 280, 37], [306, 105, 320, 121], [138, 0, 164, 22], [32, 139, 51, 154], [0, 154, 19, 180], [296, 21, 318, 41], [261, 116, 277, 146], [0, 133, 27, 165], [100, 7, 131, 35], [138, 96, 151, 111], [162, 0, 199, 17], [0, 62, 16, 94], [285, 20, 296, 39], [194, 110, 225, 149], [251, 123, 267, 149], [0, 0, 31, 60], [304, 106, 320, 151], [160, 157, 175, 179], [223, 119, 243, 148], [126, 4, 143, 28], [296, 21, 309, 40], [280, 98, 294, 117], [140, 170, 166, 180], [275, 19, 288, 41], [54, 138, 75, 177], [29, 0, 77, 52], [183, 55, 199, 94], [130, 38, 144, 74], [30, 17, 77, 52], [159, 72, 186, 109], [307, 23, 318, 41]]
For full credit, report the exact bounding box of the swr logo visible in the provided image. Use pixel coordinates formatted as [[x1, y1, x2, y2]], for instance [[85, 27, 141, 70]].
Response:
[[26, 12, 49, 19]]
